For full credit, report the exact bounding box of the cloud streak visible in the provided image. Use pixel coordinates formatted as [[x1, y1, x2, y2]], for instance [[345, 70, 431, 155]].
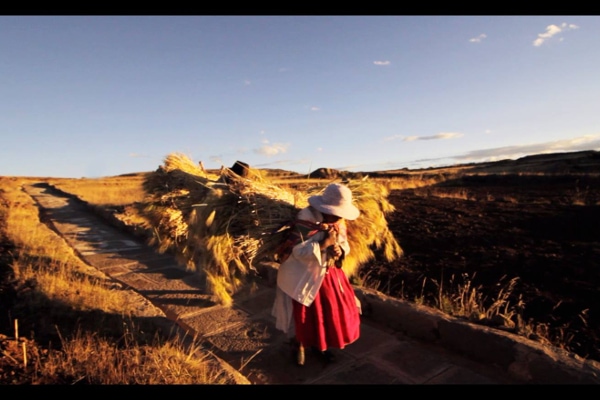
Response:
[[469, 33, 487, 43], [383, 132, 464, 142], [404, 132, 464, 141], [373, 60, 391, 66], [253, 157, 313, 169], [450, 135, 600, 164], [355, 135, 600, 172], [533, 23, 579, 47]]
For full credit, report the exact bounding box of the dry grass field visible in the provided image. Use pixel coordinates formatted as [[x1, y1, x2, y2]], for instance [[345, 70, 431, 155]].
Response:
[[0, 176, 236, 384], [2, 149, 600, 383]]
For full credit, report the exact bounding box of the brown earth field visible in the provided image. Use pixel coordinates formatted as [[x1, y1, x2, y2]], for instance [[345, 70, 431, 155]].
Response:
[[347, 151, 600, 363]]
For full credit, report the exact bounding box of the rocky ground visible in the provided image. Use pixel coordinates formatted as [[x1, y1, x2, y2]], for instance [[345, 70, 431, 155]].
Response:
[[361, 173, 600, 362]]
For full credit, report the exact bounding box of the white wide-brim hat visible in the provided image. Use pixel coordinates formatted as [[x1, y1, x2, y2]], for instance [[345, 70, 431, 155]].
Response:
[[308, 183, 360, 220]]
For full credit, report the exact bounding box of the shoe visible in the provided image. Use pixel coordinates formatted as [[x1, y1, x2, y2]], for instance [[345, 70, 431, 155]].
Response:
[[296, 344, 305, 366], [311, 347, 336, 363], [322, 349, 336, 363]]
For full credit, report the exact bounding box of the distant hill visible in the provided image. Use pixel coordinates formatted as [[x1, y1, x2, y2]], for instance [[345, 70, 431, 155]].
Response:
[[120, 150, 600, 181], [465, 150, 600, 174], [264, 150, 600, 179]]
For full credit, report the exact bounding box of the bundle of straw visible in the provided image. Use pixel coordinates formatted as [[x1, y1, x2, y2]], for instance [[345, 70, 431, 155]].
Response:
[[140, 153, 402, 305]]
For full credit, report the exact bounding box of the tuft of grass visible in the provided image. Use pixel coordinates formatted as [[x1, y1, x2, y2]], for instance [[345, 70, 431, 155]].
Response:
[[422, 272, 589, 355], [430, 273, 520, 328], [43, 325, 230, 384]]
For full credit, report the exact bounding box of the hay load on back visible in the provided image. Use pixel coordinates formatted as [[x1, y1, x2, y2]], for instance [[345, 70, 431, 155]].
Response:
[[140, 153, 403, 305]]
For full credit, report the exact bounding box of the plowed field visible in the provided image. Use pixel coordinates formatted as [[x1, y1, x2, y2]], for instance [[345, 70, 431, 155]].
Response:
[[361, 174, 600, 361]]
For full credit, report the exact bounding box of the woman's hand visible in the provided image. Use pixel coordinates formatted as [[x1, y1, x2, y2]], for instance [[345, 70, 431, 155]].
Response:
[[328, 243, 342, 258], [319, 226, 338, 249], [320, 226, 343, 262]]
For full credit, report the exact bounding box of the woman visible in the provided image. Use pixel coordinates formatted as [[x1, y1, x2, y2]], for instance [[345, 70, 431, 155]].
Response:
[[271, 182, 362, 366]]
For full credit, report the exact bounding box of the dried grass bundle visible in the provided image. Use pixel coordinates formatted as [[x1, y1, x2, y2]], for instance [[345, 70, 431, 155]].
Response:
[[343, 178, 404, 277], [140, 153, 402, 305], [140, 153, 219, 257]]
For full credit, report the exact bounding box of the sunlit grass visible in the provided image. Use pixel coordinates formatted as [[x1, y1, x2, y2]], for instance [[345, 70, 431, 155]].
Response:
[[48, 174, 149, 206], [43, 325, 230, 384], [0, 176, 233, 384]]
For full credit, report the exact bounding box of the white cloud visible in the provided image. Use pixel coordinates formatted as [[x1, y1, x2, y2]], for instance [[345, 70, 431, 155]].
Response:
[[243, 79, 251, 85], [310, 106, 320, 111], [253, 157, 312, 169], [254, 142, 289, 156], [533, 23, 579, 47], [437, 132, 464, 139], [469, 33, 487, 43], [382, 134, 404, 142], [373, 60, 391, 66]]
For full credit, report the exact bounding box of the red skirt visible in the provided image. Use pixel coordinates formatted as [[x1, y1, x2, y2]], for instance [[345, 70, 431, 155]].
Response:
[[292, 267, 360, 351]]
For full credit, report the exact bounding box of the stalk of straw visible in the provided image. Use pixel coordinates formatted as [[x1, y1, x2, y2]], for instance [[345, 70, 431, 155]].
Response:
[[22, 342, 27, 368]]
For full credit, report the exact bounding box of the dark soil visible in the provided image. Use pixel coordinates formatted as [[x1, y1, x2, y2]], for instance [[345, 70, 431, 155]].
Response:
[[360, 173, 600, 362]]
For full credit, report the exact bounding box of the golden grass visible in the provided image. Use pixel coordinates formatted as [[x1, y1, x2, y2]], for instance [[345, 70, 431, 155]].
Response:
[[0, 176, 231, 384], [137, 153, 404, 305], [43, 326, 230, 384], [48, 174, 149, 206], [430, 273, 520, 326]]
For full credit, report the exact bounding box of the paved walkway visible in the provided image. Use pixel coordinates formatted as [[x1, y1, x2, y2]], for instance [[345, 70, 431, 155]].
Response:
[[22, 182, 600, 384]]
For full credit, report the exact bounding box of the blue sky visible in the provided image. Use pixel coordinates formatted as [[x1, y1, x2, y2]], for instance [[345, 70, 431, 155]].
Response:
[[2, 15, 599, 178]]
